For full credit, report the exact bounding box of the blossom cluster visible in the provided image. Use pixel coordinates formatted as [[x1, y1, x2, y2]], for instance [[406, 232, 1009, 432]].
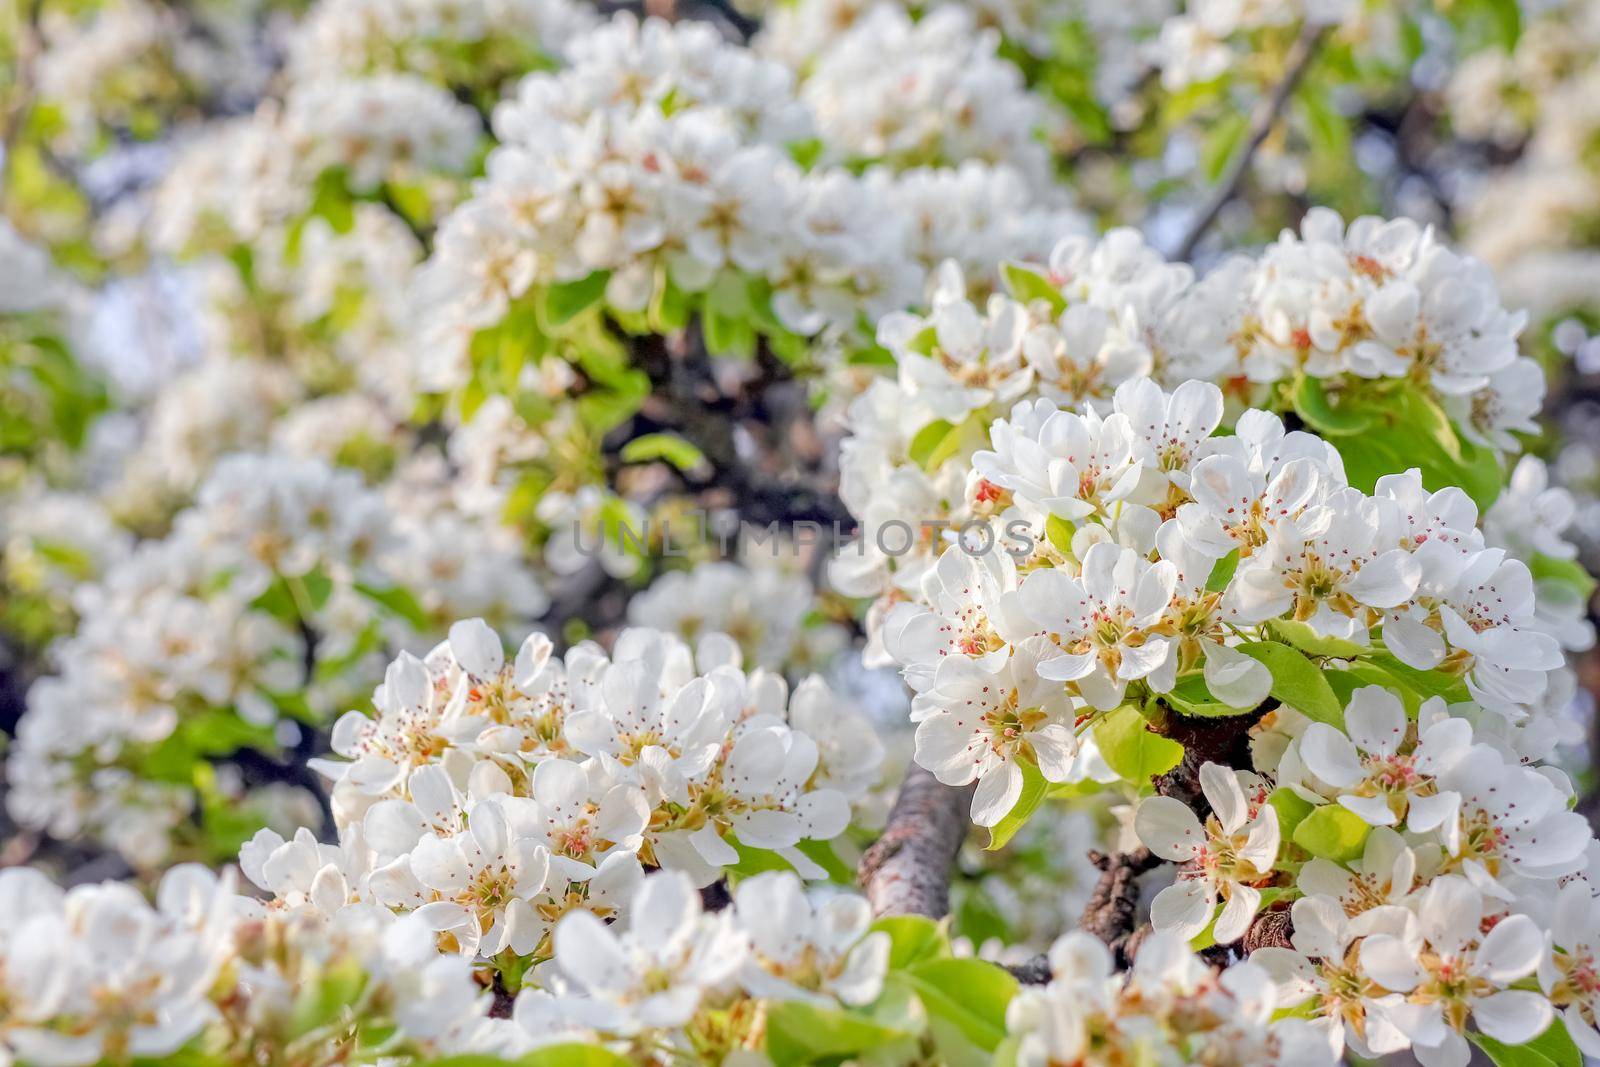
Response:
[[777, 4, 1067, 190], [0, 864, 509, 1066], [834, 213, 1543, 619], [284, 0, 599, 84], [6, 455, 546, 866], [410, 11, 1085, 392], [1454, 1, 1600, 320], [880, 377, 1574, 815], [626, 557, 850, 674], [0, 857, 890, 1067], [860, 372, 1600, 1062], [299, 621, 880, 897], [1007, 929, 1335, 1065]]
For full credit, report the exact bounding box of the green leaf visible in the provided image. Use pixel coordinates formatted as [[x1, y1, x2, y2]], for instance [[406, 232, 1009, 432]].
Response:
[[794, 838, 855, 884], [873, 915, 949, 969], [1327, 662, 1423, 717], [542, 271, 611, 327], [648, 272, 691, 333], [1268, 787, 1315, 840], [1093, 705, 1184, 785], [1205, 550, 1239, 593], [915, 413, 986, 473], [765, 1001, 911, 1067], [703, 306, 756, 358], [1482, 0, 1522, 50], [1367, 652, 1471, 705], [309, 167, 355, 233], [1469, 1022, 1579, 1067], [991, 1034, 1023, 1067], [908, 419, 956, 469], [354, 582, 432, 631], [619, 432, 706, 472], [1000, 262, 1067, 316], [1164, 674, 1254, 717], [1295, 89, 1350, 165], [1201, 112, 1250, 183], [1045, 514, 1075, 556], [1292, 803, 1371, 862], [1237, 642, 1344, 727], [1530, 553, 1598, 602], [1291, 375, 1374, 436], [1267, 619, 1368, 659], [1332, 389, 1502, 511], [985, 760, 1048, 850], [902, 959, 1017, 1052]]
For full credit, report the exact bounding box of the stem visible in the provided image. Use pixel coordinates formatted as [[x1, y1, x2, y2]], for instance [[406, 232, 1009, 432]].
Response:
[[858, 762, 973, 918], [1175, 20, 1329, 261], [1076, 847, 1161, 962]]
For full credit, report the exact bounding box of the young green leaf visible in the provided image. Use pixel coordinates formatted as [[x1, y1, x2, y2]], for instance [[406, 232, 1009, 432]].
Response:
[[985, 760, 1049, 851], [1291, 803, 1371, 862], [1093, 705, 1184, 784], [1237, 642, 1344, 727]]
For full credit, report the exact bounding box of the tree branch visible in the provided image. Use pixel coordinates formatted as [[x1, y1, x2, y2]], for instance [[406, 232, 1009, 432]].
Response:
[[858, 762, 973, 918], [1175, 20, 1329, 261], [1076, 847, 1161, 958]]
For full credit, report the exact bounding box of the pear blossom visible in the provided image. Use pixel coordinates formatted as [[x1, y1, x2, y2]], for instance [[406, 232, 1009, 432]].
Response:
[[1135, 762, 1281, 944], [913, 637, 1083, 825], [375, 795, 553, 958], [1537, 879, 1600, 1057], [540, 872, 747, 1035], [1360, 877, 1551, 1067], [1250, 894, 1414, 1059], [1019, 541, 1180, 709], [732, 872, 890, 1007], [1295, 826, 1424, 919], [1295, 689, 1472, 829]]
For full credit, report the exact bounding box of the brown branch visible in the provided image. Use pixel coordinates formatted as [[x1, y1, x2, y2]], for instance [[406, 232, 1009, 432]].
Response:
[[1152, 704, 1268, 816], [1005, 847, 1161, 984], [1244, 905, 1293, 953], [1076, 847, 1161, 960], [1175, 20, 1329, 261], [858, 762, 973, 918]]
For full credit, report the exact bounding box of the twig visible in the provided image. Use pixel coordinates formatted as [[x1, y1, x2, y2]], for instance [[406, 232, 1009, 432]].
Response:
[[858, 763, 973, 918], [1076, 847, 1161, 962], [1175, 20, 1328, 261]]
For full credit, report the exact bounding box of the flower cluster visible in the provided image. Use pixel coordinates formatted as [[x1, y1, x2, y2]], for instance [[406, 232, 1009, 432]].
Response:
[[780, 4, 1067, 190], [411, 13, 912, 389], [626, 557, 850, 674], [299, 620, 880, 908], [1456, 8, 1600, 321], [1151, 0, 1353, 90], [1006, 929, 1335, 1065], [756, 0, 1085, 64], [411, 11, 1087, 394], [0, 864, 510, 1066], [6, 455, 546, 866], [880, 376, 1574, 826], [32, 0, 270, 157], [0, 855, 895, 1067], [834, 214, 1541, 620], [527, 870, 889, 1053], [285, 0, 598, 85]]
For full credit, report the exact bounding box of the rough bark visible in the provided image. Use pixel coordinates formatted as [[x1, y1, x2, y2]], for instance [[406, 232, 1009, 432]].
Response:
[[1076, 848, 1162, 962], [1244, 905, 1294, 953], [858, 763, 973, 918]]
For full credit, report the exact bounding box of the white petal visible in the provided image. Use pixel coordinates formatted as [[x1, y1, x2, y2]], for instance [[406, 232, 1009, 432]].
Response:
[[1472, 990, 1554, 1046], [1134, 796, 1205, 861], [1149, 878, 1214, 940]]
